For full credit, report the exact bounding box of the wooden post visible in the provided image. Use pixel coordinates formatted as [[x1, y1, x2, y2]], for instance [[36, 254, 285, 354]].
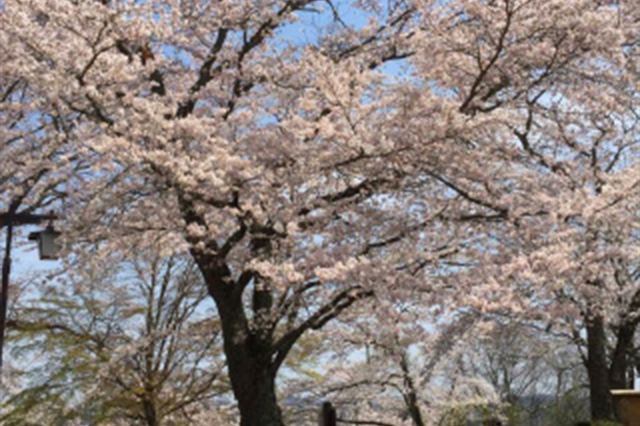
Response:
[[318, 401, 337, 426], [611, 390, 640, 426]]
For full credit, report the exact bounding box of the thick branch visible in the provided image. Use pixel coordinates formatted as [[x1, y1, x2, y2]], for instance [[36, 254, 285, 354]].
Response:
[[271, 286, 373, 370]]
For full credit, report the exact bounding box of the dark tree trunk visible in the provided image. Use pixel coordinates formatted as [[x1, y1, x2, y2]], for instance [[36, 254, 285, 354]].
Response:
[[400, 355, 426, 426], [185, 205, 369, 426], [141, 397, 159, 426], [223, 335, 285, 426], [232, 364, 284, 426], [585, 313, 615, 422], [217, 290, 285, 426], [608, 319, 639, 423], [404, 387, 426, 426], [610, 321, 636, 390]]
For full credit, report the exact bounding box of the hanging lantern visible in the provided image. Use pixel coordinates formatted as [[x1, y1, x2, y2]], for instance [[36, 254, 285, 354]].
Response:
[[28, 225, 61, 260]]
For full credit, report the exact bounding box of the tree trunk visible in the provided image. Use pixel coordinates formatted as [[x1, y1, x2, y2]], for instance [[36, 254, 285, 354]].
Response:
[[224, 334, 284, 426], [400, 355, 426, 426], [585, 313, 615, 422], [232, 365, 284, 426], [610, 321, 636, 390], [141, 397, 160, 426], [218, 296, 285, 426]]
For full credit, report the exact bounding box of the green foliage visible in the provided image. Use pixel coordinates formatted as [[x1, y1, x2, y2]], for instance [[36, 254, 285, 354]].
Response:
[[435, 386, 592, 426], [437, 402, 507, 426], [283, 332, 325, 381], [437, 405, 467, 426], [536, 387, 589, 426], [2, 256, 230, 426]]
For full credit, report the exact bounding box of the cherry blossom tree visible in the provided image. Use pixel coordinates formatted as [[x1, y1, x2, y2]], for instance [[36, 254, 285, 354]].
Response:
[[314, 308, 481, 426], [1, 1, 426, 424], [0, 9, 83, 232], [401, 0, 640, 421], [1, 0, 638, 425]]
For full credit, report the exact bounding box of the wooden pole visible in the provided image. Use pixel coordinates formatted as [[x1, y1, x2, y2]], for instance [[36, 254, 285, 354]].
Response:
[[319, 401, 337, 426]]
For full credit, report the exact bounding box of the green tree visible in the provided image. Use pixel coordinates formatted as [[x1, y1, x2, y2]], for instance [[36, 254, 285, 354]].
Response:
[[2, 255, 229, 426]]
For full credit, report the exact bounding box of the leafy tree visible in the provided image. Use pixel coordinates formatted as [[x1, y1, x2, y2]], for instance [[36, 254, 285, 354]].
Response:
[[2, 255, 229, 426]]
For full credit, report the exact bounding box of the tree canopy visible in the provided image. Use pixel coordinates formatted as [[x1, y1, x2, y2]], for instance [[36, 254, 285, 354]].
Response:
[[0, 0, 638, 425]]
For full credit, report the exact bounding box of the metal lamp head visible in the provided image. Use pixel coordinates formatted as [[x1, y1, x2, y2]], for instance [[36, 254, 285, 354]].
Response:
[[28, 225, 61, 260]]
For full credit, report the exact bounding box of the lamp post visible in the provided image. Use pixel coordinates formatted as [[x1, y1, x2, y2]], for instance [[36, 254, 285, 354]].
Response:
[[0, 209, 59, 378]]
